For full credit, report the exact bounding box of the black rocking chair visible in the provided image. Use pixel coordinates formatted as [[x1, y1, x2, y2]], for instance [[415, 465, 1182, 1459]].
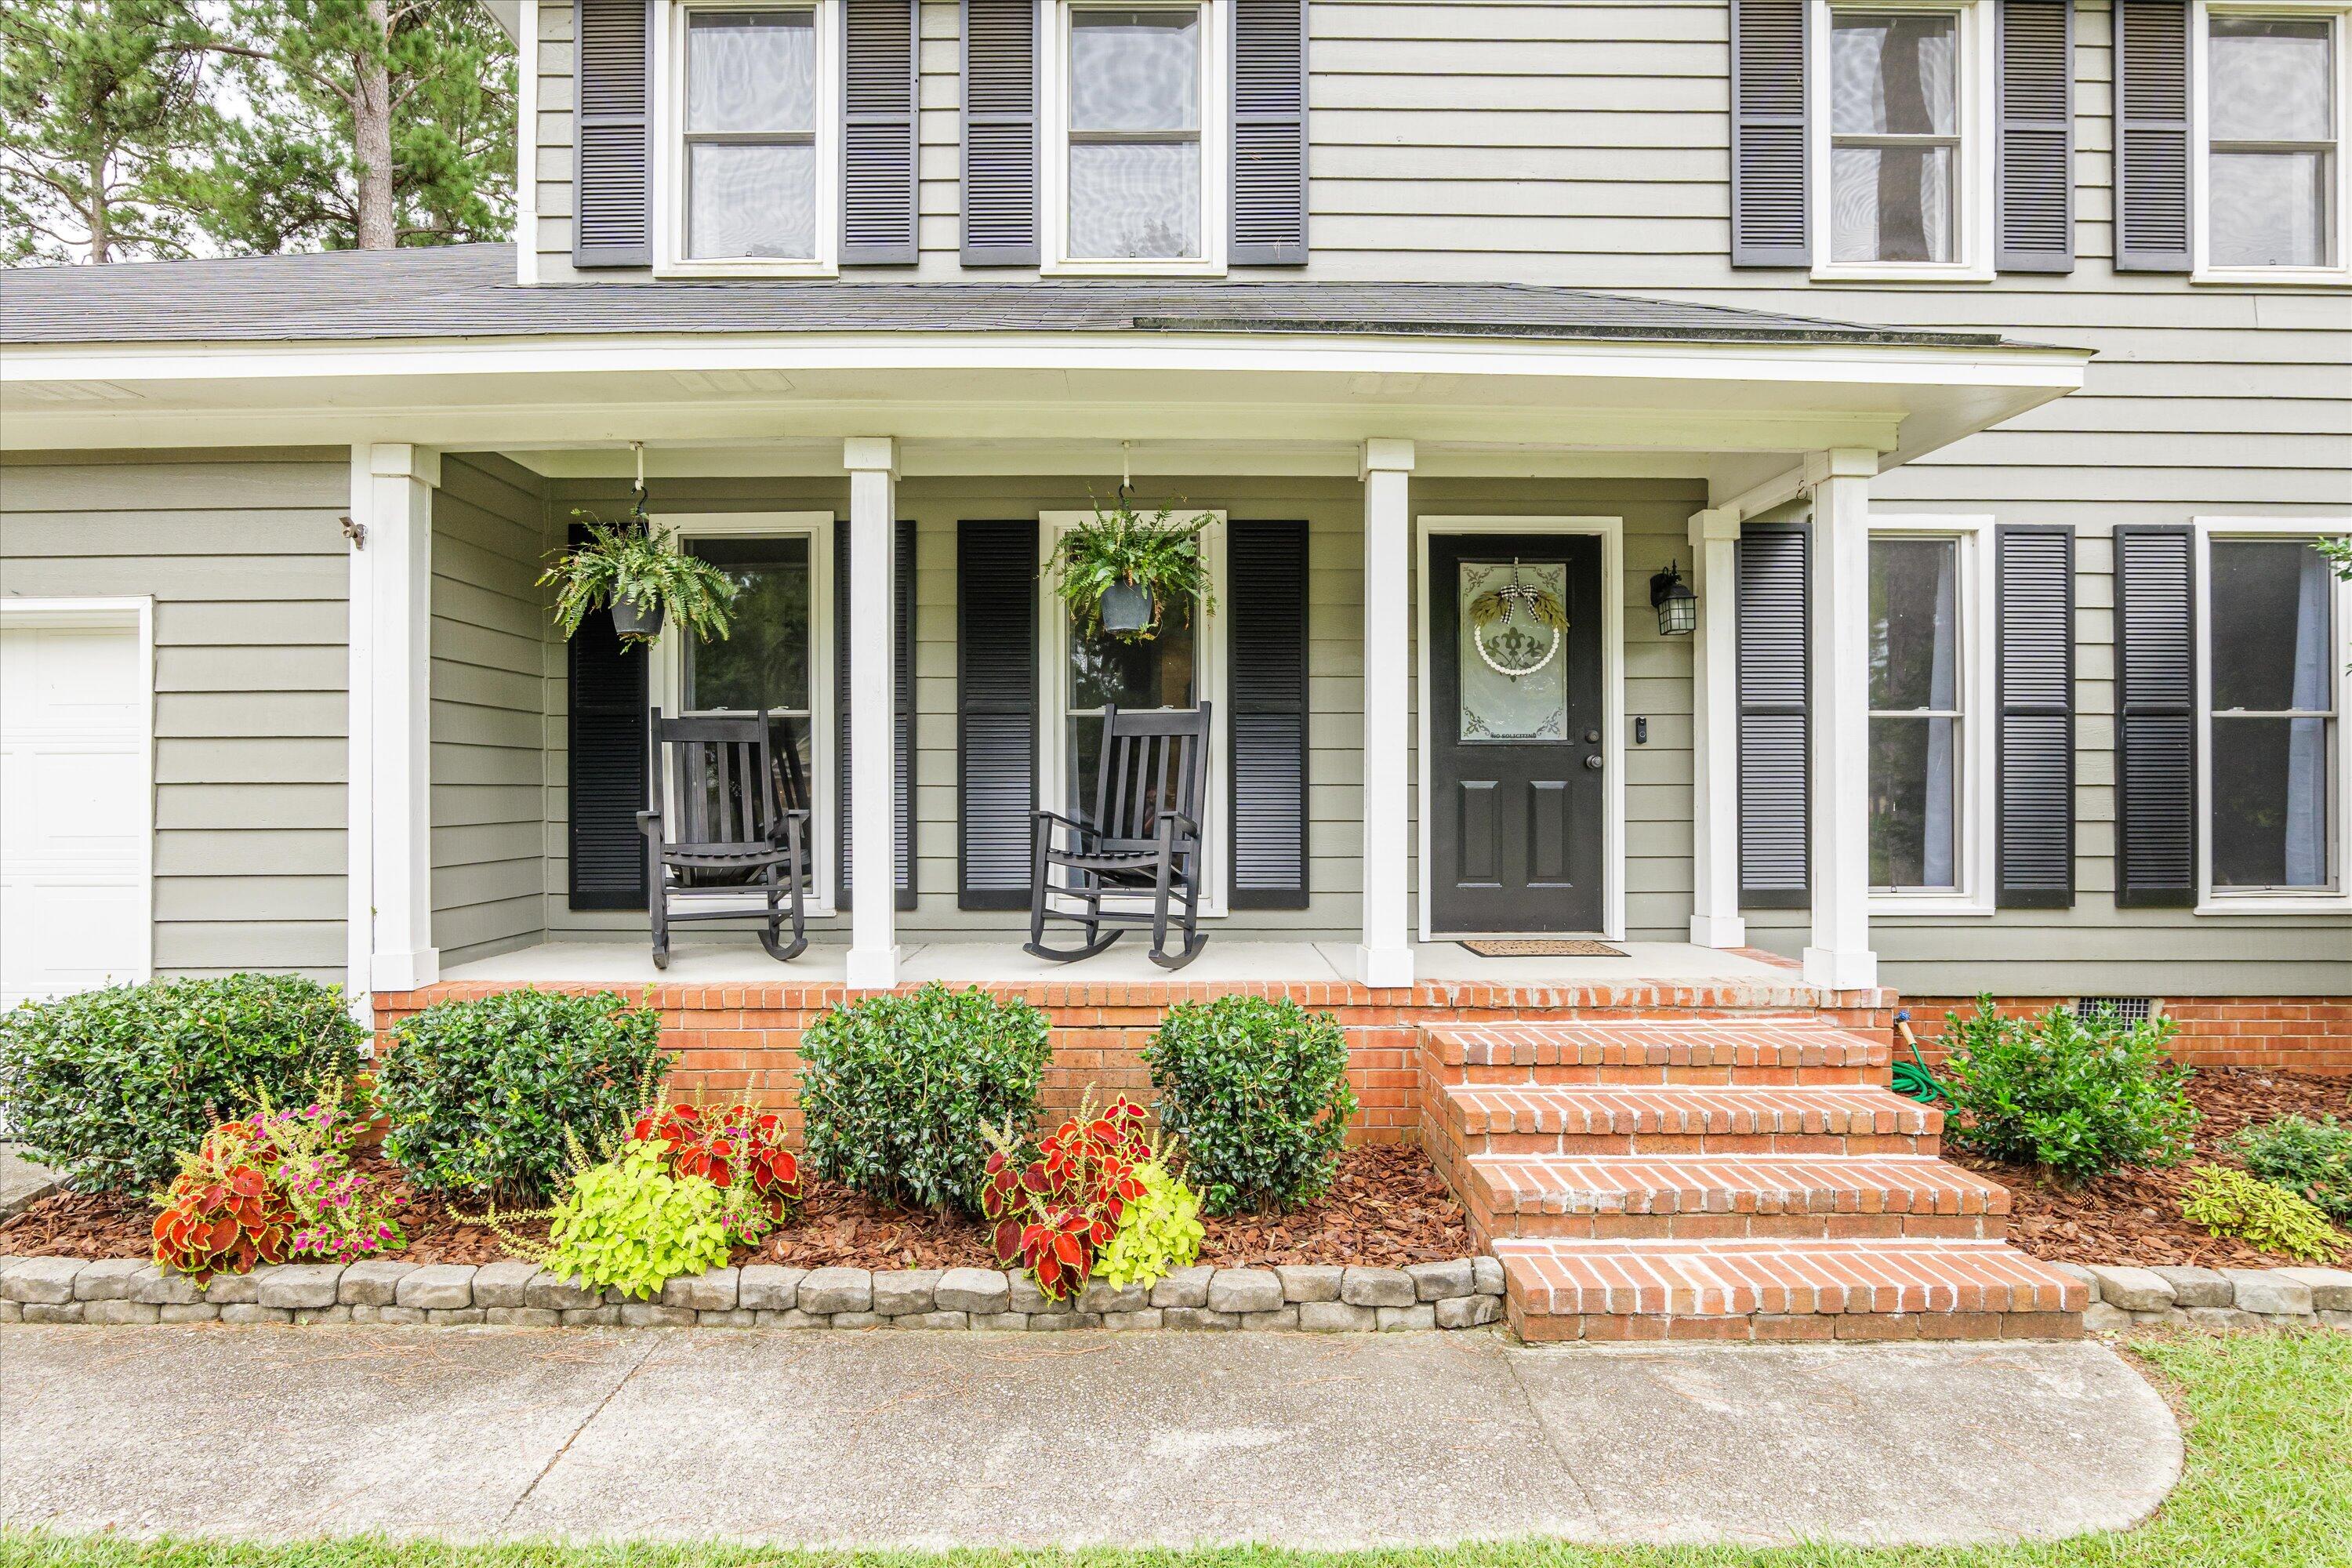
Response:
[[1026, 702, 1211, 971], [637, 707, 808, 968]]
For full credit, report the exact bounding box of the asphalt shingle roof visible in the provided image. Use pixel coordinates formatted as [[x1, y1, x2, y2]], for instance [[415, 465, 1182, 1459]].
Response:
[[0, 242, 2015, 349]]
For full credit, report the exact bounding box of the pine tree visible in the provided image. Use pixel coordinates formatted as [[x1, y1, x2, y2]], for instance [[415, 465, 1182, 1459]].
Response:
[[0, 0, 211, 263]]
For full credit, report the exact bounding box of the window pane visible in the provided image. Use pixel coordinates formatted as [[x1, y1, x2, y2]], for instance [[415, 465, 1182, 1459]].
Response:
[[1069, 141, 1200, 257], [1068, 598, 1196, 813], [1831, 144, 1955, 263], [685, 535, 811, 712], [2212, 539, 2336, 713], [1070, 9, 1200, 132], [2212, 717, 2335, 887], [1869, 715, 1958, 888], [2210, 16, 2333, 143], [1458, 559, 1570, 742], [1869, 537, 1960, 711], [2209, 151, 2336, 268], [688, 142, 816, 259], [688, 11, 816, 132], [1831, 12, 1958, 135]]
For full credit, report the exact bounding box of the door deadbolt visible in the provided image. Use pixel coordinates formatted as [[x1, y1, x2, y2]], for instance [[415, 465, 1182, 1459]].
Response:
[[1582, 728, 1602, 744]]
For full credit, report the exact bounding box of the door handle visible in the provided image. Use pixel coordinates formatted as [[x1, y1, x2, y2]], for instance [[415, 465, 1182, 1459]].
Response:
[[1583, 754, 1603, 771]]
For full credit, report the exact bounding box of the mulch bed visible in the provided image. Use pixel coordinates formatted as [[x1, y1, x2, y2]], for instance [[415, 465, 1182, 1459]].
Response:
[[0, 1143, 1470, 1273], [1949, 1065, 2352, 1271]]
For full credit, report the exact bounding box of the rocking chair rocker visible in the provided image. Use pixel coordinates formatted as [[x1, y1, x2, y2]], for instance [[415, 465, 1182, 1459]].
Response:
[[637, 707, 808, 968], [1025, 702, 1211, 971]]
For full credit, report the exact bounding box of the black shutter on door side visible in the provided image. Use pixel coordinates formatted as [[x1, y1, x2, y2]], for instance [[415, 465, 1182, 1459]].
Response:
[[574, 0, 654, 267], [842, 0, 920, 265], [2114, 0, 2193, 271], [1996, 525, 2076, 907], [1228, 520, 1309, 907], [1737, 524, 1809, 906], [1729, 0, 1809, 267], [1996, 0, 2074, 273], [2113, 525, 2198, 906], [836, 517, 917, 911], [568, 598, 650, 910], [958, 520, 1038, 907], [961, 0, 1040, 265], [1230, 0, 1308, 266]]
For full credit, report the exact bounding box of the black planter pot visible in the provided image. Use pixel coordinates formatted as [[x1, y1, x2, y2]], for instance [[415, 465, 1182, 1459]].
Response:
[[1098, 581, 1155, 637], [609, 595, 666, 643]]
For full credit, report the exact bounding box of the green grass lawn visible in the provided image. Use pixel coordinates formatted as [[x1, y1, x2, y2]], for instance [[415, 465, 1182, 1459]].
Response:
[[4, 1330, 2346, 1568]]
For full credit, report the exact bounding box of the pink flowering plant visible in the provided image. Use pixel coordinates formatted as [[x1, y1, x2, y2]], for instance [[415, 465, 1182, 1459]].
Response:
[[242, 1086, 406, 1264]]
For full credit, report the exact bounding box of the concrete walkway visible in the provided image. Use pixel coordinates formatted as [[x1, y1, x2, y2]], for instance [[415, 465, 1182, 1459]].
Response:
[[0, 1325, 2182, 1549]]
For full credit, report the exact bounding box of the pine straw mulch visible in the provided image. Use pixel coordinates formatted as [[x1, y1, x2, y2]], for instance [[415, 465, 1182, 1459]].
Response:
[[0, 1142, 1469, 1273], [1947, 1065, 2352, 1271]]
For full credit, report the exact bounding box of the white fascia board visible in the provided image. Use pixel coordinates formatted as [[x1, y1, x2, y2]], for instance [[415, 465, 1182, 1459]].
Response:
[[478, 0, 522, 41]]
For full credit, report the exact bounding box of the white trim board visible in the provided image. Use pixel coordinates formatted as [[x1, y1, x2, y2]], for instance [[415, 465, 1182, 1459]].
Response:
[[1415, 515, 1626, 944]]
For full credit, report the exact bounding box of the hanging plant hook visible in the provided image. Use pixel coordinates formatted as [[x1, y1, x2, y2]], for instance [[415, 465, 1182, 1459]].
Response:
[[629, 441, 649, 526]]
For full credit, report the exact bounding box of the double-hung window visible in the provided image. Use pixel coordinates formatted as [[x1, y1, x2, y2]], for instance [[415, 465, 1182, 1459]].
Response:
[[1047, 1, 1225, 272], [1811, 0, 1996, 278], [662, 2, 837, 274], [1867, 519, 1995, 911], [2197, 5, 2350, 280]]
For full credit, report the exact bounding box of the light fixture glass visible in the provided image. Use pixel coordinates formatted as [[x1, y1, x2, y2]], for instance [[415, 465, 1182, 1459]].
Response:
[[1650, 561, 1697, 637]]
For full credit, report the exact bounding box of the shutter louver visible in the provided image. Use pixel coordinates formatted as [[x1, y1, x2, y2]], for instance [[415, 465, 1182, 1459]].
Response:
[[2114, 0, 2193, 271], [1730, 0, 1810, 267], [961, 0, 1040, 265], [843, 0, 920, 264], [1997, 525, 2076, 907], [958, 520, 1038, 906], [567, 595, 650, 909], [1997, 0, 2075, 273], [1228, 520, 1309, 907], [574, 0, 653, 268], [837, 518, 917, 910], [2114, 525, 2198, 905], [1737, 524, 1809, 905], [1230, 0, 1308, 266]]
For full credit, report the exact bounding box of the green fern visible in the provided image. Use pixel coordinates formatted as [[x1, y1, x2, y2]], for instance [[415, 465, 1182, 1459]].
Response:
[[540, 508, 741, 645], [1048, 498, 1217, 642]]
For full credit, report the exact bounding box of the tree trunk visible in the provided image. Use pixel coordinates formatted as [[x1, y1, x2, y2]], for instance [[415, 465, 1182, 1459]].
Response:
[[353, 0, 397, 249], [88, 155, 111, 263]]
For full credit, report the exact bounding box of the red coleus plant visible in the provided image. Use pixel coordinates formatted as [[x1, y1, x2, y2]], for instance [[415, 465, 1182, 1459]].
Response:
[[981, 1094, 1153, 1299], [151, 1122, 299, 1282], [632, 1099, 803, 1218]]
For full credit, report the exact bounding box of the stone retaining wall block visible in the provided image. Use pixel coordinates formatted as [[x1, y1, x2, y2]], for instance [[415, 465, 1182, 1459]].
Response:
[[1436, 1294, 1503, 1329], [739, 1265, 806, 1311], [526, 1272, 604, 1312], [663, 1267, 739, 1312], [395, 1265, 477, 1310], [2085, 1265, 2176, 1312], [799, 1268, 872, 1315], [2223, 1269, 2314, 1316], [1407, 1259, 1476, 1301], [2277, 1269, 2352, 1312], [257, 1263, 345, 1310], [1276, 1265, 1343, 1303], [2148, 1265, 2232, 1308], [129, 1265, 205, 1306], [1377, 1304, 1436, 1330], [473, 1261, 539, 1309], [82, 1299, 161, 1324], [73, 1258, 146, 1301], [1149, 1265, 1213, 1308], [2, 1258, 84, 1305], [1341, 1267, 1415, 1308], [1207, 1269, 1283, 1314], [871, 1269, 939, 1316], [339, 1260, 417, 1305], [935, 1268, 1010, 1314], [1299, 1301, 1377, 1331]]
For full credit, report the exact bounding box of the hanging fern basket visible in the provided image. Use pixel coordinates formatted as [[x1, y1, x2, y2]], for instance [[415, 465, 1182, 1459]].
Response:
[[1098, 581, 1156, 638]]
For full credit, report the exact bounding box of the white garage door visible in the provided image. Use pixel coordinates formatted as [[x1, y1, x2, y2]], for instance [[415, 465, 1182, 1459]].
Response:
[[0, 611, 152, 1009]]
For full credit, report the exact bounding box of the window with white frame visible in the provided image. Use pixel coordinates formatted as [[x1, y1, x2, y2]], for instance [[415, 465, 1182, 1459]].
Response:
[[2202, 7, 2346, 272], [1867, 523, 1994, 905], [1048, 2, 1223, 270], [1813, 0, 1993, 275], [666, 2, 834, 271], [2204, 532, 2343, 897]]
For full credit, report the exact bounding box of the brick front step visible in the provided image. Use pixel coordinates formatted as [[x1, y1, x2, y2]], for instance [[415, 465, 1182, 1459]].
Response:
[[1497, 1238, 2087, 1342], [1465, 1153, 2012, 1243], [1436, 1083, 1940, 1157], [1423, 1019, 1891, 1087]]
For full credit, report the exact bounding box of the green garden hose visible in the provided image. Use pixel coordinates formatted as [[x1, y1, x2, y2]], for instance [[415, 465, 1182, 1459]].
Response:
[[1889, 1010, 1953, 1106]]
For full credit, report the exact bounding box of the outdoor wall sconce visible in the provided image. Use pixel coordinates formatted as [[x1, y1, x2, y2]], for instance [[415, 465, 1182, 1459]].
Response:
[[1649, 561, 1697, 637]]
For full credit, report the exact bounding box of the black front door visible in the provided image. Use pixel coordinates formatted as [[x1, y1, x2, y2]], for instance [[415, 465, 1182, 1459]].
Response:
[[1428, 534, 1605, 933]]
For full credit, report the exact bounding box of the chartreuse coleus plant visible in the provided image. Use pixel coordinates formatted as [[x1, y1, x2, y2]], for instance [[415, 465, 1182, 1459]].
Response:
[[981, 1094, 1160, 1300], [1094, 1156, 1204, 1290], [151, 1120, 299, 1282], [2182, 1164, 2347, 1264]]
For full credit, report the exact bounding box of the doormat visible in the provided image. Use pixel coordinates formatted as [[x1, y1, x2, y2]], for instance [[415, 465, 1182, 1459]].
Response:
[[1458, 938, 1626, 958]]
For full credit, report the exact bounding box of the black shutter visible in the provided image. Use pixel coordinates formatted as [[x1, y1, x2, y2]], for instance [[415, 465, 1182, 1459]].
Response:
[[574, 0, 653, 268], [1228, 520, 1309, 907], [567, 598, 650, 910], [961, 0, 1040, 265], [1230, 0, 1308, 266], [1730, 0, 1809, 267], [1996, 0, 2075, 273], [958, 519, 1037, 907], [843, 0, 920, 265], [1737, 523, 1809, 906], [2114, 525, 2198, 906], [837, 517, 917, 910], [1997, 525, 2076, 907], [2114, 0, 2193, 271]]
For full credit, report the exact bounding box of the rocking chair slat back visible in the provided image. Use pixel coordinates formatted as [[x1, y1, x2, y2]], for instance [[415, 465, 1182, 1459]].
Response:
[[655, 710, 780, 849], [1091, 702, 1210, 848], [643, 706, 809, 968]]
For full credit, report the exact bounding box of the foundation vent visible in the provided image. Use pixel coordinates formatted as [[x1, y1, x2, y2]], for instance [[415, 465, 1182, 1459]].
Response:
[[2074, 996, 2160, 1026]]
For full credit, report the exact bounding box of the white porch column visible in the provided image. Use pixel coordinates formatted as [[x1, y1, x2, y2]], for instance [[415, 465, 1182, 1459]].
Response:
[[1687, 506, 1746, 949], [843, 437, 901, 990], [1356, 438, 1415, 988], [1803, 448, 1878, 991], [354, 442, 440, 995]]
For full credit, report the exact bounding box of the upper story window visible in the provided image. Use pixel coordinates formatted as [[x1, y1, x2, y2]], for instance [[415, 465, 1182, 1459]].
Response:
[[2198, 7, 2349, 279], [1046, 1, 1227, 274], [659, 1, 838, 276]]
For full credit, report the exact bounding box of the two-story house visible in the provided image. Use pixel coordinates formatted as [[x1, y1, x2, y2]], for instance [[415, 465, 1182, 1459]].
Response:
[[3, 0, 2346, 1338]]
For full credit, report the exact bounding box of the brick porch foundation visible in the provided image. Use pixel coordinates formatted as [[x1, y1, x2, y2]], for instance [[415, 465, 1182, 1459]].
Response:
[[1900, 997, 2352, 1076]]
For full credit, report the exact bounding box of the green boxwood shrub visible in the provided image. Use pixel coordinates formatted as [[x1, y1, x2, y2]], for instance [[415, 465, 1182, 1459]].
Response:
[[1938, 996, 2199, 1184], [1144, 995, 1356, 1214], [799, 982, 1049, 1214], [2229, 1114, 2352, 1225], [0, 973, 364, 1193], [376, 989, 669, 1203]]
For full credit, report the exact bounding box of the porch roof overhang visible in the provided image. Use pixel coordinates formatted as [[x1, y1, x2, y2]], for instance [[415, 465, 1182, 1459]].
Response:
[[2, 244, 2092, 501]]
